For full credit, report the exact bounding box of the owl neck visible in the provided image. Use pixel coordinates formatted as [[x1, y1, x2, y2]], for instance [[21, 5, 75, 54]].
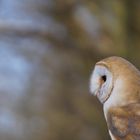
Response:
[[103, 76, 140, 120]]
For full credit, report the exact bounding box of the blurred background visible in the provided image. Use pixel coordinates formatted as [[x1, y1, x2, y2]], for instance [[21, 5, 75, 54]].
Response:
[[0, 0, 139, 140]]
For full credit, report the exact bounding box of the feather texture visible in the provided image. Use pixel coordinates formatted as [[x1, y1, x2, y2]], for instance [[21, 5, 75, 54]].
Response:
[[90, 56, 140, 140], [107, 103, 140, 140]]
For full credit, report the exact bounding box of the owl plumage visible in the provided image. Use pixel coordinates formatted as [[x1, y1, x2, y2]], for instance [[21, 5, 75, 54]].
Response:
[[90, 56, 140, 140]]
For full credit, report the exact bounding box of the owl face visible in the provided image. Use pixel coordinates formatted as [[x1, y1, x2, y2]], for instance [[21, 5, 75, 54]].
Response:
[[90, 56, 140, 105], [90, 63, 113, 104]]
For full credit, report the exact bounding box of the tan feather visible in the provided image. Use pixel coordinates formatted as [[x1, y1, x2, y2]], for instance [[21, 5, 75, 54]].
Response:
[[90, 56, 140, 140], [107, 103, 140, 140]]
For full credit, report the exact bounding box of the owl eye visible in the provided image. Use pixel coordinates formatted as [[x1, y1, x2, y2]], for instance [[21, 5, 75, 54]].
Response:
[[101, 75, 107, 83]]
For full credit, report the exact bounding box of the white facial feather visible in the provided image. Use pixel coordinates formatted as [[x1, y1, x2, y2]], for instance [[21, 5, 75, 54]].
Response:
[[90, 65, 113, 103], [90, 66, 102, 94]]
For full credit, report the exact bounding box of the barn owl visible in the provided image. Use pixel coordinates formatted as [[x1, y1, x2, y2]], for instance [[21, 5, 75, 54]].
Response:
[[90, 56, 140, 140]]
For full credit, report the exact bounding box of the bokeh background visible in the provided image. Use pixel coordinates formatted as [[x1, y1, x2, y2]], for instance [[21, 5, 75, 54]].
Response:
[[0, 0, 140, 140]]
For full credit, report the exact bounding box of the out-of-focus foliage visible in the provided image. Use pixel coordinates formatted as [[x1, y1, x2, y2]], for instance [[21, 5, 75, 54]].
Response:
[[0, 0, 139, 140]]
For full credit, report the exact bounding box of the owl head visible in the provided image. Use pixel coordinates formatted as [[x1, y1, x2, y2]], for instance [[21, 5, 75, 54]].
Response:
[[90, 56, 140, 104]]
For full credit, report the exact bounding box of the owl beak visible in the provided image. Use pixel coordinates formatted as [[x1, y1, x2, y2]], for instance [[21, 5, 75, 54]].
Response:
[[94, 89, 100, 98], [90, 81, 100, 96]]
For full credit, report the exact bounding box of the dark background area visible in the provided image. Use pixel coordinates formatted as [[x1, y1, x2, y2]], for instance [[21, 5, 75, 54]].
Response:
[[0, 0, 139, 140]]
